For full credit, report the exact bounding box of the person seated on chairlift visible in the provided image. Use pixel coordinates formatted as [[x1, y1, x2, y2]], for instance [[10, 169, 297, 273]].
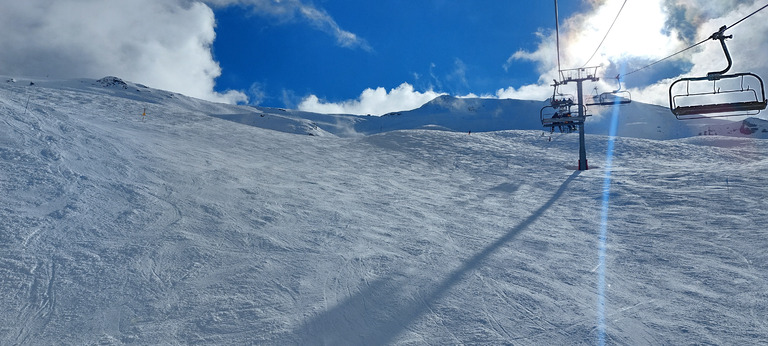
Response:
[[562, 111, 572, 123], [549, 112, 561, 133], [562, 111, 576, 131]]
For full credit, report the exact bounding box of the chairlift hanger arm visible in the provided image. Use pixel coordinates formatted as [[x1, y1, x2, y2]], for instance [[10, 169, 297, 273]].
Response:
[[707, 25, 734, 78], [612, 74, 623, 93]]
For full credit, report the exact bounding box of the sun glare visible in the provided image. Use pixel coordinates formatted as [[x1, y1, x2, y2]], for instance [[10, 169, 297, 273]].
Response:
[[577, 0, 683, 63]]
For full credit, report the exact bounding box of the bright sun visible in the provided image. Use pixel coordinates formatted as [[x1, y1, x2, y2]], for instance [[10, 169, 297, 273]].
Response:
[[573, 0, 683, 64]]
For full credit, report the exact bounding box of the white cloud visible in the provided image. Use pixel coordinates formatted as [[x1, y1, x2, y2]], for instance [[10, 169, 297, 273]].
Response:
[[496, 83, 553, 101], [448, 58, 470, 90], [567, 0, 684, 66], [248, 82, 268, 105], [298, 83, 445, 115], [506, 30, 560, 77], [506, 1, 687, 99], [204, 0, 371, 51], [0, 0, 247, 104]]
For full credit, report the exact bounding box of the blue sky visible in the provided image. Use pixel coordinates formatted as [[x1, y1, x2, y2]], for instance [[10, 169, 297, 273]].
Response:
[[2, 0, 766, 114], [205, 0, 768, 114], [211, 1, 587, 108]]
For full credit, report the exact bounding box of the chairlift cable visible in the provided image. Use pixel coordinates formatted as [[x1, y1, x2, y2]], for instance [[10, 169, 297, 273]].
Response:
[[620, 1, 768, 79], [554, 0, 563, 75], [621, 38, 709, 77], [725, 2, 768, 30], [582, 0, 628, 68]]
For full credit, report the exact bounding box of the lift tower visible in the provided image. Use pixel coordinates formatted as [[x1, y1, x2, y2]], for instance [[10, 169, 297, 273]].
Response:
[[547, 0, 602, 170], [560, 67, 599, 170]]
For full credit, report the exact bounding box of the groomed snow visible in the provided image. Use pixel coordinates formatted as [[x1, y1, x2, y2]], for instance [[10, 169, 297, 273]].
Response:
[[1, 77, 767, 344]]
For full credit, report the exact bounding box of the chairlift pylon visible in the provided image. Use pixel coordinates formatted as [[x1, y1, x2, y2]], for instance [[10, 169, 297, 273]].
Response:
[[669, 26, 767, 120], [538, 67, 598, 170]]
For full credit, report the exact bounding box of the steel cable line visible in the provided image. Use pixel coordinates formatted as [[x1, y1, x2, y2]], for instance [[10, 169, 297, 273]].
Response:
[[621, 37, 709, 77], [726, 2, 768, 30], [621, 1, 768, 78], [555, 0, 562, 74], [582, 0, 629, 68]]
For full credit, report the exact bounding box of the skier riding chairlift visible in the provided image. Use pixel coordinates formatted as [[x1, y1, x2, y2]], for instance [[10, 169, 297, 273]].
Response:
[[550, 111, 576, 133]]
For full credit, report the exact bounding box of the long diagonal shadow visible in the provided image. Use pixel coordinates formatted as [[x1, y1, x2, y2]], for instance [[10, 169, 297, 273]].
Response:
[[292, 171, 581, 345]]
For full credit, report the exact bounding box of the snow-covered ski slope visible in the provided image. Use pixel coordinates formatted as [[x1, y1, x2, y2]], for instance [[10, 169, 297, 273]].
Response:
[[1, 77, 767, 344]]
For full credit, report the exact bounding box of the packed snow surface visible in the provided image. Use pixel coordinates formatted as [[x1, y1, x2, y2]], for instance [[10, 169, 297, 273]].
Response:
[[1, 77, 767, 344]]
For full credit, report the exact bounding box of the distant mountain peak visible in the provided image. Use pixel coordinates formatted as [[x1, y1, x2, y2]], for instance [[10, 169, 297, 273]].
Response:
[[740, 117, 768, 136], [420, 95, 489, 113], [96, 76, 129, 89]]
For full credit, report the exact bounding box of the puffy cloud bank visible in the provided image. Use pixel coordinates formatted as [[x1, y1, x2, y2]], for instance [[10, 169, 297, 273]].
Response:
[[0, 0, 247, 104], [0, 0, 369, 105], [298, 83, 445, 116]]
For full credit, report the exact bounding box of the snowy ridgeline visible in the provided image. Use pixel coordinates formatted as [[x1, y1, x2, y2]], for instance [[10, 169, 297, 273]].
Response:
[[1, 76, 768, 344]]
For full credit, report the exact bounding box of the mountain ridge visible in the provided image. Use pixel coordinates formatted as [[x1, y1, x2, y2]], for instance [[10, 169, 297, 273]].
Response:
[[8, 75, 767, 140]]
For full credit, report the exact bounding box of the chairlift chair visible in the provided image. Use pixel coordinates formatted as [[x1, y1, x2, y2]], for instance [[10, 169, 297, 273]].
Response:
[[547, 79, 575, 107], [542, 80, 580, 132], [587, 75, 631, 106], [541, 99, 587, 134], [541, 105, 583, 133], [540, 79, 593, 132], [669, 26, 767, 120]]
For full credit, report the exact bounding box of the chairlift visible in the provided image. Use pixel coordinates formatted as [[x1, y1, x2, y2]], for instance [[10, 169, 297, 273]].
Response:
[[547, 79, 575, 107], [541, 79, 590, 132], [588, 75, 631, 106], [541, 105, 584, 133], [542, 81, 578, 132], [669, 26, 767, 120]]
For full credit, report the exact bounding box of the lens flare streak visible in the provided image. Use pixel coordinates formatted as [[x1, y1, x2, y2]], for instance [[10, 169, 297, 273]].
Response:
[[597, 78, 622, 346]]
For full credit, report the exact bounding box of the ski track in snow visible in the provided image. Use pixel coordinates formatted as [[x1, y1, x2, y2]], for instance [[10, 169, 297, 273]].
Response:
[[1, 77, 767, 344]]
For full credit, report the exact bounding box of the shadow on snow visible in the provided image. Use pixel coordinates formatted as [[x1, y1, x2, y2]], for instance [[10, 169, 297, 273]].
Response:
[[291, 171, 581, 344]]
